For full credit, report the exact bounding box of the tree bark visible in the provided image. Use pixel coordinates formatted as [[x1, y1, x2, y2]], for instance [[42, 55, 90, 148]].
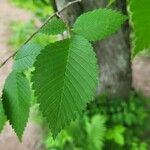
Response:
[[54, 0, 132, 99], [55, 0, 82, 26]]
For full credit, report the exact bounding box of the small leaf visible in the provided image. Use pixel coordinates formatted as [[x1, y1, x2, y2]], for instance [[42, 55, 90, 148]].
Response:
[[86, 115, 106, 150], [2, 71, 32, 140], [32, 35, 98, 138], [0, 100, 6, 132], [13, 17, 67, 72], [129, 0, 150, 57], [114, 133, 125, 146], [39, 17, 67, 35], [13, 43, 43, 72], [73, 8, 127, 41]]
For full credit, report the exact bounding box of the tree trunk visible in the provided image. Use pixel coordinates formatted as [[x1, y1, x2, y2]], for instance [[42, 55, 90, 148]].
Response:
[[54, 0, 132, 99]]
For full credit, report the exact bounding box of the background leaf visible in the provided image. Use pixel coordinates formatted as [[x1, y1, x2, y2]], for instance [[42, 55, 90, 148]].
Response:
[[13, 17, 67, 72], [32, 35, 98, 138], [13, 43, 43, 72], [73, 8, 127, 41], [2, 71, 32, 140], [86, 115, 106, 150], [39, 17, 67, 35]]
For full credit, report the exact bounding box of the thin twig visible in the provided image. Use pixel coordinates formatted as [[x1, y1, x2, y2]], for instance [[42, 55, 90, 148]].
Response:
[[0, 0, 81, 69]]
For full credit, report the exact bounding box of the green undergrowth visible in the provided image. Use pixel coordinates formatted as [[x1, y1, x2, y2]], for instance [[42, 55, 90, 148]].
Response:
[[9, 20, 37, 50], [30, 92, 150, 150], [9, 0, 53, 19], [9, 20, 57, 50]]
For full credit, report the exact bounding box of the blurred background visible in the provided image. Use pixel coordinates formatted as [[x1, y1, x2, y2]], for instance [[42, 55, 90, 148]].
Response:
[[0, 0, 150, 150]]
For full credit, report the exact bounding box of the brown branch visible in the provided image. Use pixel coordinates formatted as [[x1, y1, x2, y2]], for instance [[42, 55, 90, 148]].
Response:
[[0, 0, 81, 69]]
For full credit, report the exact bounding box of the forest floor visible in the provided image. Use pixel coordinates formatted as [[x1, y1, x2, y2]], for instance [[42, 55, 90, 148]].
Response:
[[0, 0, 45, 150], [0, 0, 150, 150]]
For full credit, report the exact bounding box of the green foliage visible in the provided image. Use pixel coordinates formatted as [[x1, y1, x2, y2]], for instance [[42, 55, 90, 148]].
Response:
[[0, 100, 6, 132], [106, 125, 125, 146], [129, 0, 150, 57], [39, 17, 67, 35], [32, 35, 98, 138], [9, 20, 58, 50], [131, 141, 148, 150], [12, 17, 65, 72], [85, 115, 106, 150], [9, 20, 37, 49], [2, 72, 32, 140], [73, 9, 127, 41], [42, 92, 150, 150], [93, 92, 150, 150], [13, 43, 44, 72], [1, 0, 149, 146], [9, 0, 53, 19], [43, 114, 106, 150], [0, 7, 126, 140], [44, 130, 72, 150]]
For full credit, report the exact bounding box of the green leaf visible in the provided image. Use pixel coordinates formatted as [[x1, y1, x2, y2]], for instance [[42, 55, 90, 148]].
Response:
[[13, 43, 43, 72], [2, 71, 32, 140], [13, 18, 67, 72], [32, 33, 57, 47], [32, 35, 98, 138], [86, 115, 106, 150], [0, 100, 6, 132], [106, 125, 125, 146], [114, 133, 125, 146], [73, 8, 127, 41], [39, 17, 67, 35], [129, 0, 150, 57], [114, 125, 125, 134]]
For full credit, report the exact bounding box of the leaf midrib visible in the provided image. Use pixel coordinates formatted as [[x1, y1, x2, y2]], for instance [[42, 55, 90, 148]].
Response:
[[53, 39, 71, 132]]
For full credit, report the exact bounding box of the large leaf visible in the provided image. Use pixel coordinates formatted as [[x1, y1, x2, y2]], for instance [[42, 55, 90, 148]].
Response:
[[32, 35, 98, 138], [2, 71, 32, 140], [0, 100, 6, 132], [13, 43, 43, 72], [129, 0, 150, 57], [73, 8, 127, 41], [39, 17, 67, 35], [13, 17, 66, 72]]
